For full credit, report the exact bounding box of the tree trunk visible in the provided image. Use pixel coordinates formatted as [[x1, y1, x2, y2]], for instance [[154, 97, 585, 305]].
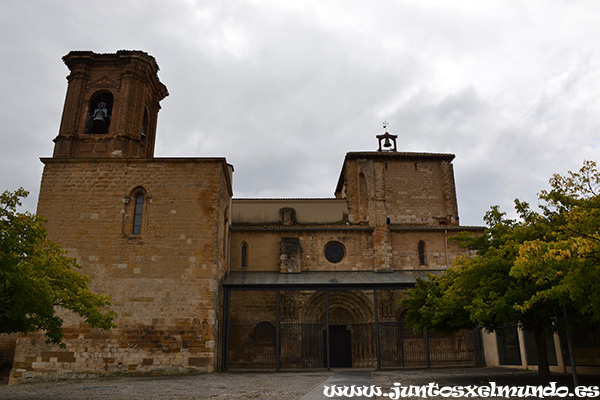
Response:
[[533, 325, 551, 384]]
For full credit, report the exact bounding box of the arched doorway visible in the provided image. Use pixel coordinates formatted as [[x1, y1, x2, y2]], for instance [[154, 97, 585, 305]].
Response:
[[302, 290, 375, 368]]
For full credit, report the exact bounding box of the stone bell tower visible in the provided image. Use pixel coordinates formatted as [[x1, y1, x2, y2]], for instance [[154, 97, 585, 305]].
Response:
[[14, 50, 234, 382], [52, 50, 168, 158]]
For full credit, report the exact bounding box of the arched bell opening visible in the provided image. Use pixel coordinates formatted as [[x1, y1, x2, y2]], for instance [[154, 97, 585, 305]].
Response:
[[86, 91, 114, 134]]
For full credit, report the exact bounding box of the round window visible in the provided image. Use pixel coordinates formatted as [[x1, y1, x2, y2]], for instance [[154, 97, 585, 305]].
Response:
[[324, 241, 345, 263]]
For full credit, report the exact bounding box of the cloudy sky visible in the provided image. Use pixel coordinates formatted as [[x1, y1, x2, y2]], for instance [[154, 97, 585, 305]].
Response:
[[1, 0, 599, 226]]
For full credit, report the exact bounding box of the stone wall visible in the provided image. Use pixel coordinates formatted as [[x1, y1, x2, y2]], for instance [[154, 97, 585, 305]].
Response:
[[9, 157, 232, 383], [389, 228, 478, 270], [230, 229, 375, 271], [383, 159, 459, 226], [336, 153, 459, 227], [232, 199, 348, 224], [230, 227, 476, 272]]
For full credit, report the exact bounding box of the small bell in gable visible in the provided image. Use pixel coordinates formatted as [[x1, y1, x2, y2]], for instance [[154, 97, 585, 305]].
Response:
[[376, 122, 398, 152]]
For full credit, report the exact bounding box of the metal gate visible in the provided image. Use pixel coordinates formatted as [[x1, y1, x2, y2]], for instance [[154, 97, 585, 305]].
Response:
[[228, 319, 480, 369]]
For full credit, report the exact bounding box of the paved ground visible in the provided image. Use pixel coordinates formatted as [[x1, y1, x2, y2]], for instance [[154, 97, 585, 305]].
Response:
[[0, 367, 596, 400], [301, 370, 373, 400]]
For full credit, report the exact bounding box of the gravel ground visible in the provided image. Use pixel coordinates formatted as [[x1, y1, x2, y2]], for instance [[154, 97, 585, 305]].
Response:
[[0, 367, 597, 400]]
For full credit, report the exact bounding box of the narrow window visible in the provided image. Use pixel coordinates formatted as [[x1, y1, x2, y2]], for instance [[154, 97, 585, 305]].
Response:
[[241, 242, 248, 268], [132, 193, 144, 235], [141, 109, 148, 144], [418, 240, 426, 266]]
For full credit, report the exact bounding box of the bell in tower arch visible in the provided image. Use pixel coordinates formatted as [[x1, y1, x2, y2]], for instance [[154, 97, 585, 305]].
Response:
[[86, 92, 113, 134], [53, 50, 168, 158]]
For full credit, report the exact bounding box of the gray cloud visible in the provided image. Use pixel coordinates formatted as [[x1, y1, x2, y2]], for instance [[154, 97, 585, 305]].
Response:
[[1, 0, 599, 225]]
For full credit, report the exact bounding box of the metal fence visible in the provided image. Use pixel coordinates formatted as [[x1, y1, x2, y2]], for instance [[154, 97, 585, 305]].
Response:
[[227, 319, 480, 370]]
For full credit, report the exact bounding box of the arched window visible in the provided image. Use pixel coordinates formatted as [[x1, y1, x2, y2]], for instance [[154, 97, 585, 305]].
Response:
[[132, 193, 144, 235], [253, 321, 275, 344], [418, 240, 426, 266], [86, 91, 113, 134], [241, 242, 248, 268]]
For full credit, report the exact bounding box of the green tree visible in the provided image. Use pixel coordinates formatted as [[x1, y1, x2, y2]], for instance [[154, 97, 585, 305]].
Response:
[[0, 188, 116, 345], [516, 160, 600, 323], [402, 161, 600, 383]]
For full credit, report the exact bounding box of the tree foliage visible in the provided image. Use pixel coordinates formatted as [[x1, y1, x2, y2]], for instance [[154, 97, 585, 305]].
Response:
[[401, 161, 600, 382], [0, 188, 116, 345]]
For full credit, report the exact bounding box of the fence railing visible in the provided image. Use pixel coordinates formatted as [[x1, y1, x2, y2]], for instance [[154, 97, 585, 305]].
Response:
[[227, 319, 480, 370]]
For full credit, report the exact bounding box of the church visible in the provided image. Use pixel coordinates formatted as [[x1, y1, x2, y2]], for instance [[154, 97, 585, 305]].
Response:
[[3, 50, 587, 384]]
